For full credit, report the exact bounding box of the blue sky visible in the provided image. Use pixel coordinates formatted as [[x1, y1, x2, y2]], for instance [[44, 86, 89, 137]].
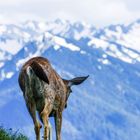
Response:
[[0, 0, 140, 27]]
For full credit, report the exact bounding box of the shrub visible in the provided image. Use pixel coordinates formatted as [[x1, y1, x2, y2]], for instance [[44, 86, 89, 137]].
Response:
[[0, 127, 28, 140]]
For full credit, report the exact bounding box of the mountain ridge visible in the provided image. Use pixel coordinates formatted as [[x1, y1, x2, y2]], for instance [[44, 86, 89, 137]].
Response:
[[0, 19, 140, 140]]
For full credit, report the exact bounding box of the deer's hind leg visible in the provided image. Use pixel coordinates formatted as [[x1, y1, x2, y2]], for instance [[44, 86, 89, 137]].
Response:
[[26, 99, 42, 140], [40, 99, 53, 140]]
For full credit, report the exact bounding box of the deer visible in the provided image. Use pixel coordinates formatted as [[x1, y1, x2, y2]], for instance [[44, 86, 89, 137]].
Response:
[[18, 56, 88, 140]]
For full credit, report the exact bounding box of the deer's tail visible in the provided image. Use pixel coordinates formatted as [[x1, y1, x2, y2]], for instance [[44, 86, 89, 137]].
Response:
[[30, 61, 49, 84]]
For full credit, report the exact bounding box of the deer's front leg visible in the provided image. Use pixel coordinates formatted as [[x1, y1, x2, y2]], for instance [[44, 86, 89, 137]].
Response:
[[55, 111, 62, 140]]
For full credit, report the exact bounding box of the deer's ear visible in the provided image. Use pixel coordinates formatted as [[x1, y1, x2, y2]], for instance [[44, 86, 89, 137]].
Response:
[[67, 75, 89, 87]]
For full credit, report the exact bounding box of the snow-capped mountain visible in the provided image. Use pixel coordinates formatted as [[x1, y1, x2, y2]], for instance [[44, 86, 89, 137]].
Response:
[[0, 19, 140, 140]]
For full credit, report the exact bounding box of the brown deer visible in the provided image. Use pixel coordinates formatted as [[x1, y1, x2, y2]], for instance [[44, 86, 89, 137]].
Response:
[[18, 56, 88, 140]]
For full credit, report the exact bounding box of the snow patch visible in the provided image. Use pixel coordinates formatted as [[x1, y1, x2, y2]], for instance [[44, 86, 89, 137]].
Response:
[[88, 37, 109, 50], [0, 62, 4, 68], [97, 65, 102, 70], [0, 71, 14, 80], [80, 50, 86, 54], [88, 37, 140, 64], [0, 25, 7, 34], [98, 58, 111, 65], [53, 36, 80, 51], [74, 26, 92, 41], [54, 45, 60, 50], [0, 40, 22, 55], [23, 32, 31, 39], [38, 22, 47, 31], [25, 21, 36, 30], [6, 72, 14, 79]]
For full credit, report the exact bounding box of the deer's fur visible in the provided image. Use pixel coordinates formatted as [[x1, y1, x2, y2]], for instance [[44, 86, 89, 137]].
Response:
[[18, 56, 88, 140]]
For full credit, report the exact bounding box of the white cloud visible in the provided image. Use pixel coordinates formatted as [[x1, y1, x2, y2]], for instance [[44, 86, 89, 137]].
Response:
[[0, 0, 139, 27], [0, 0, 24, 6]]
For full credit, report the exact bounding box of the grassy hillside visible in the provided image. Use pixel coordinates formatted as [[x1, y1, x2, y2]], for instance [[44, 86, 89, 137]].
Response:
[[0, 127, 28, 140]]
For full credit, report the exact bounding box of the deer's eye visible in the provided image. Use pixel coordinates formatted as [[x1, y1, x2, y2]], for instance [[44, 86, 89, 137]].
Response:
[[69, 89, 72, 93]]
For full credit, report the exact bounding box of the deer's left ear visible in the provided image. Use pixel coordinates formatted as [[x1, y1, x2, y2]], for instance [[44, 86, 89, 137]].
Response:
[[67, 75, 89, 87]]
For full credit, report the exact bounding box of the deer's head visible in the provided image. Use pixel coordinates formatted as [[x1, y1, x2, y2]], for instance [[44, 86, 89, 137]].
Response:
[[62, 76, 89, 101]]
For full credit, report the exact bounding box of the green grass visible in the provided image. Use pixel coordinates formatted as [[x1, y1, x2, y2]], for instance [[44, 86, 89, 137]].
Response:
[[0, 127, 29, 140]]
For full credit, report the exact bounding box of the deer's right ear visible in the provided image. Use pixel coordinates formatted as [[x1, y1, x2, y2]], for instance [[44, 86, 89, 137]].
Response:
[[30, 61, 49, 84], [63, 75, 89, 87]]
